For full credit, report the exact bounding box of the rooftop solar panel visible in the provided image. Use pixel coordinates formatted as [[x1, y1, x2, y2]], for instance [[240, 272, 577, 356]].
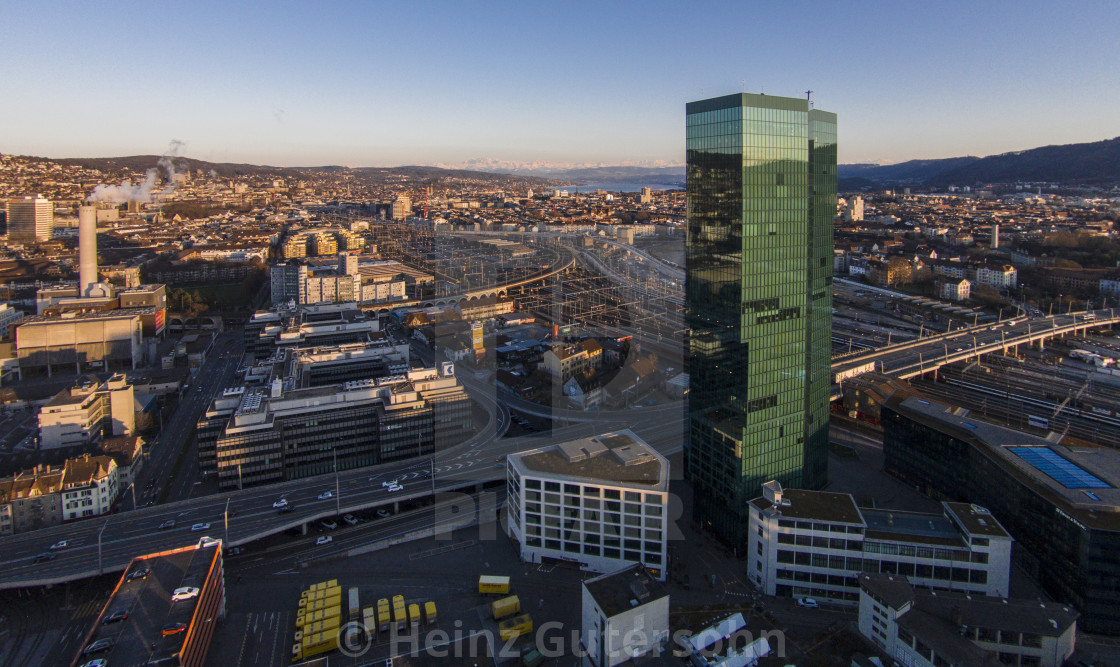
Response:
[[1008, 447, 1111, 489]]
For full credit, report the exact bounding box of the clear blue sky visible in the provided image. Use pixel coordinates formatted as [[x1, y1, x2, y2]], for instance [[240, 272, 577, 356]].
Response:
[[2, 1, 1117, 168]]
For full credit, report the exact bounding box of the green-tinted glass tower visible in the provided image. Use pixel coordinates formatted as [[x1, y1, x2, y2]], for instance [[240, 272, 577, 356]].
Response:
[[685, 93, 836, 548]]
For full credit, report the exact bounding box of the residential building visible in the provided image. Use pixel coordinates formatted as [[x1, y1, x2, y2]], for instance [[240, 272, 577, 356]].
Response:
[[541, 340, 602, 382], [59, 454, 119, 521], [882, 390, 1120, 635], [0, 468, 63, 534], [941, 279, 971, 302], [5, 195, 53, 242], [974, 264, 1018, 290], [685, 92, 836, 548], [857, 573, 1077, 667], [38, 374, 136, 449], [747, 481, 1012, 606], [74, 541, 225, 667], [579, 563, 670, 667], [505, 430, 670, 580], [391, 195, 412, 220]]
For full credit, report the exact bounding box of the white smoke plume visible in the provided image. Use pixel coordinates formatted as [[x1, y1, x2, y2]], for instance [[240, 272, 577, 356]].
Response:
[[87, 139, 186, 204]]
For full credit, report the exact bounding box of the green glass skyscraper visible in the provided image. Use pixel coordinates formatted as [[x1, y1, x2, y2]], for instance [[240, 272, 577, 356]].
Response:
[[685, 93, 836, 548]]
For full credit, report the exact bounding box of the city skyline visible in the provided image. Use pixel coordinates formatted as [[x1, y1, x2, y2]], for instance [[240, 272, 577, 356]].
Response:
[[2, 1, 1118, 168]]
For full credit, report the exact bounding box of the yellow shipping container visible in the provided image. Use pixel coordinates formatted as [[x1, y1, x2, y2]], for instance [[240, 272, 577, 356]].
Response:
[[302, 616, 341, 636], [491, 595, 521, 620], [478, 575, 510, 595], [498, 613, 533, 641], [301, 630, 340, 660], [302, 595, 341, 614]]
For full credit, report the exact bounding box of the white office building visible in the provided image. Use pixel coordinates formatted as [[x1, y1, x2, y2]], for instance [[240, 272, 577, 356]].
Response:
[[747, 482, 1012, 606], [580, 563, 669, 667], [5, 195, 53, 243], [38, 374, 136, 450], [506, 430, 670, 581]]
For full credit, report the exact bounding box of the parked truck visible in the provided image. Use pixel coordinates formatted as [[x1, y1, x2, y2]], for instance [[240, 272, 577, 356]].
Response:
[[408, 603, 421, 630], [348, 587, 360, 622], [424, 601, 437, 624], [296, 606, 340, 629], [478, 575, 510, 595], [498, 614, 533, 641], [392, 594, 407, 632], [297, 630, 339, 661], [377, 598, 391, 633], [491, 595, 521, 620], [301, 594, 341, 615]]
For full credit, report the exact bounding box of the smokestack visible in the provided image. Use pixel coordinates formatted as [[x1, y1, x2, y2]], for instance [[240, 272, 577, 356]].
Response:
[[78, 205, 98, 296]]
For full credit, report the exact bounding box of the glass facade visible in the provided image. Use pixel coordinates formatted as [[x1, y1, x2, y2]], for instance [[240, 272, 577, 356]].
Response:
[[882, 403, 1120, 636], [685, 93, 836, 548]]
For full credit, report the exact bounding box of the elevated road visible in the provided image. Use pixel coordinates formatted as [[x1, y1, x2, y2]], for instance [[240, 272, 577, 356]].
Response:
[[830, 310, 1120, 393]]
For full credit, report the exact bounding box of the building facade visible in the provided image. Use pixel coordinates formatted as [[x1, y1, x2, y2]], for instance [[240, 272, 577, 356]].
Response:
[[506, 431, 670, 581], [747, 482, 1012, 606], [5, 195, 53, 243], [685, 92, 836, 548], [882, 391, 1120, 635], [857, 574, 1077, 667], [580, 563, 670, 667], [38, 374, 136, 449]]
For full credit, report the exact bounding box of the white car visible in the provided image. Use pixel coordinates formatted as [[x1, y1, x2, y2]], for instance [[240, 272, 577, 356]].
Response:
[[316, 536, 332, 545], [49, 540, 69, 550], [387, 483, 404, 493], [272, 498, 288, 509], [381, 479, 399, 488], [342, 514, 358, 526], [190, 523, 210, 531], [317, 490, 334, 500], [171, 587, 200, 602], [796, 597, 819, 608], [320, 520, 338, 530]]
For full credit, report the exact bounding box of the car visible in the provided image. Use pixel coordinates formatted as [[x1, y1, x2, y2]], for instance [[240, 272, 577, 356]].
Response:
[[342, 514, 358, 526], [319, 520, 338, 531], [102, 609, 129, 624], [49, 540, 69, 550], [125, 567, 151, 582], [161, 622, 187, 636], [34, 552, 56, 563], [317, 490, 334, 500], [277, 504, 294, 514], [272, 498, 288, 509], [316, 536, 333, 545], [171, 587, 200, 602], [79, 660, 108, 667], [381, 479, 399, 488], [190, 523, 210, 531], [376, 508, 391, 519], [796, 597, 819, 608], [82, 638, 114, 655], [387, 483, 404, 493]]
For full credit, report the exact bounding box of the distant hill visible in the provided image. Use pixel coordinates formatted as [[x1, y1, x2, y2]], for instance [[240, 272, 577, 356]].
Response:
[[839, 137, 1120, 188]]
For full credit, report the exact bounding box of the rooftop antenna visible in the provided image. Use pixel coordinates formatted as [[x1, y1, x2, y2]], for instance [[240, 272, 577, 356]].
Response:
[[741, 79, 746, 93]]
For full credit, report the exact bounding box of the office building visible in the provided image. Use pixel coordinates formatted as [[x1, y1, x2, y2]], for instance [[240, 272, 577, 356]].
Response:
[[207, 364, 469, 490], [38, 373, 136, 449], [74, 541, 225, 667], [15, 310, 145, 377], [579, 563, 670, 667], [391, 195, 412, 220], [685, 92, 836, 548], [505, 430, 670, 581], [5, 195, 53, 243], [857, 574, 1077, 667], [747, 481, 1012, 606], [882, 390, 1120, 635]]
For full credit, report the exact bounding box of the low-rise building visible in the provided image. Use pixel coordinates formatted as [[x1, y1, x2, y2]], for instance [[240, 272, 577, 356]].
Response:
[[38, 374, 136, 450], [747, 481, 1012, 606], [580, 563, 670, 667], [542, 340, 603, 382], [940, 279, 970, 302], [59, 454, 119, 521], [857, 573, 1077, 667], [506, 430, 670, 581]]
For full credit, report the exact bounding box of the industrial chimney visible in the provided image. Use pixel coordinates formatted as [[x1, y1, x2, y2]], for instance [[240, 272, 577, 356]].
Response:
[[78, 205, 98, 296]]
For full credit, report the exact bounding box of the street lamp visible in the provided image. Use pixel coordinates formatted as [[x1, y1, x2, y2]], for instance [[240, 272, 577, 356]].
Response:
[[97, 521, 108, 576], [333, 448, 341, 516], [223, 497, 230, 548]]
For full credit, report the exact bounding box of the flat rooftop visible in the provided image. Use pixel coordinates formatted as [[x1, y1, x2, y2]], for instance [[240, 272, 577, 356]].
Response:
[[80, 543, 221, 666], [862, 508, 964, 548], [749, 488, 865, 525], [511, 430, 668, 490], [583, 563, 668, 618], [891, 394, 1120, 530]]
